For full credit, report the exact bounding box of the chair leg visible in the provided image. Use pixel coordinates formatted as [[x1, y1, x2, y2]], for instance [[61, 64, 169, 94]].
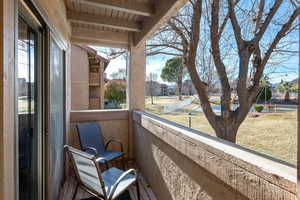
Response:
[[72, 182, 79, 200], [136, 181, 141, 200], [122, 155, 126, 170], [105, 161, 109, 170]]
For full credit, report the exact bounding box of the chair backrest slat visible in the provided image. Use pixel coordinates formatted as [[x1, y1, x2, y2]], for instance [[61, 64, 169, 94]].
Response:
[[65, 146, 106, 198], [76, 122, 105, 154]]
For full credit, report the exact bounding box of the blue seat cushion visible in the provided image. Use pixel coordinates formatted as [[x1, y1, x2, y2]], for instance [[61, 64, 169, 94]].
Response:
[[97, 150, 124, 164], [102, 168, 136, 199]]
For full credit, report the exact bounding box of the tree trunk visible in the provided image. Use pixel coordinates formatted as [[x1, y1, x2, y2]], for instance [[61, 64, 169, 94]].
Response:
[[284, 91, 290, 102], [212, 118, 239, 143], [150, 81, 154, 104], [177, 80, 183, 100], [151, 94, 154, 104]]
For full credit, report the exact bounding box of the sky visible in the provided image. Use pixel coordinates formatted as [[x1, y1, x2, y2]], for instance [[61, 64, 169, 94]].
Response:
[[102, 53, 174, 84], [100, 50, 298, 85]]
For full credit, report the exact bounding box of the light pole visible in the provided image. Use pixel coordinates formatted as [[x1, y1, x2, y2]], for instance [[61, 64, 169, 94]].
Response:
[[188, 112, 193, 128]]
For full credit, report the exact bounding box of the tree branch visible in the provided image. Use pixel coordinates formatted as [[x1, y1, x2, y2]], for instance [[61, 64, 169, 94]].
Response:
[[168, 20, 189, 46], [261, 6, 300, 72], [218, 11, 230, 39], [252, 0, 283, 44], [249, 6, 300, 99], [228, 0, 244, 51], [218, 0, 240, 39], [171, 16, 191, 38], [254, 0, 265, 34], [146, 43, 184, 52], [146, 51, 182, 57], [211, 0, 232, 114]]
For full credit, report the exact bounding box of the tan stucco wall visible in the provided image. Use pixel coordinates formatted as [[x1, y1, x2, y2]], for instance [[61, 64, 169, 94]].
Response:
[[132, 111, 296, 200], [34, 0, 71, 42], [71, 45, 89, 110], [69, 119, 129, 153], [133, 124, 248, 200], [68, 110, 130, 156]]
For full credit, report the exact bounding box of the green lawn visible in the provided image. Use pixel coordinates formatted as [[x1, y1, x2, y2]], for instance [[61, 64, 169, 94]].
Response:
[[145, 96, 297, 165], [18, 96, 34, 113]]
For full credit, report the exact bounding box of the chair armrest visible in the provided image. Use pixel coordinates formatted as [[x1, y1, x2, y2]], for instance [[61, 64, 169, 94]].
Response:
[[83, 147, 98, 155], [108, 169, 138, 200], [95, 157, 109, 163], [105, 138, 124, 152], [95, 157, 109, 170]]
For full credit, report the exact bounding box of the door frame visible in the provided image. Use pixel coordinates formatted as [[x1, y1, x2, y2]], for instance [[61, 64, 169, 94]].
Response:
[[17, 2, 45, 200], [16, 1, 67, 199], [44, 28, 67, 200]]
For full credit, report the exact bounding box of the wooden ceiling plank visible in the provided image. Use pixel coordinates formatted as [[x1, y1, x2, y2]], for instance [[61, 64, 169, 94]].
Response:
[[71, 37, 128, 48], [133, 0, 188, 46], [72, 27, 129, 44], [73, 0, 153, 17], [67, 10, 141, 32]]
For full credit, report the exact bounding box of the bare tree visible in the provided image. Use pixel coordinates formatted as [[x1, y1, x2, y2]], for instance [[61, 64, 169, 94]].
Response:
[[146, 72, 158, 104], [94, 47, 128, 80], [110, 68, 127, 80], [94, 0, 299, 143], [147, 0, 300, 142], [95, 47, 127, 60]]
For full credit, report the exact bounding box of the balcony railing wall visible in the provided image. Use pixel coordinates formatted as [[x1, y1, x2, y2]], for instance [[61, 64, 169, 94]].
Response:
[[66, 110, 296, 200], [132, 111, 297, 200]]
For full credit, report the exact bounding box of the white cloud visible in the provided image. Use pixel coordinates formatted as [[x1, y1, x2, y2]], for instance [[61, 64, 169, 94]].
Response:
[[105, 56, 126, 79]]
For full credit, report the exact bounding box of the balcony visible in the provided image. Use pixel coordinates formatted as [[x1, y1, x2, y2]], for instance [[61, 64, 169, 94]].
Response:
[[63, 109, 296, 200], [1, 0, 298, 199]]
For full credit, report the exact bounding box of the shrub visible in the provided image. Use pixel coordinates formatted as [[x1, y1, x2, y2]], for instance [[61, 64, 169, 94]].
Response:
[[266, 104, 275, 112], [104, 81, 126, 108], [254, 105, 264, 113]]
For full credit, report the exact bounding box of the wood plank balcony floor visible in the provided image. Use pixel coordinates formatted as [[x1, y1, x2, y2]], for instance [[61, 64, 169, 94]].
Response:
[[60, 161, 157, 200]]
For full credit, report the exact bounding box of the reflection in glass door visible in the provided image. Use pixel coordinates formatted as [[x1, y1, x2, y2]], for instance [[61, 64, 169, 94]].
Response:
[[47, 36, 65, 200], [17, 17, 40, 200]]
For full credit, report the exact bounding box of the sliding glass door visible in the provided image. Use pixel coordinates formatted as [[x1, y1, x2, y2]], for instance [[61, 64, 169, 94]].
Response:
[[46, 35, 65, 200], [17, 2, 66, 200], [17, 16, 41, 200]]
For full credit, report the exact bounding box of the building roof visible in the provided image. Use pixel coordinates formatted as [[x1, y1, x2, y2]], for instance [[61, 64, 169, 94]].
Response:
[[77, 45, 110, 70]]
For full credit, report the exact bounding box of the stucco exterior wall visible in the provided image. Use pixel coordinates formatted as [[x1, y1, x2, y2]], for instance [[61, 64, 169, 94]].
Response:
[[133, 123, 248, 200], [71, 45, 89, 110], [132, 111, 296, 200], [68, 110, 130, 156], [34, 0, 71, 42]]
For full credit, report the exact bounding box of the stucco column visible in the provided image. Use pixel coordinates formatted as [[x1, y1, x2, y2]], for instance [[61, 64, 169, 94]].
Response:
[[127, 36, 146, 159], [99, 62, 105, 109], [127, 37, 146, 111]]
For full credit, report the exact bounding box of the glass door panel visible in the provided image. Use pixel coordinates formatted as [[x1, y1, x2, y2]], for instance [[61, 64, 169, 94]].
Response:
[[17, 17, 39, 200], [47, 36, 65, 200]]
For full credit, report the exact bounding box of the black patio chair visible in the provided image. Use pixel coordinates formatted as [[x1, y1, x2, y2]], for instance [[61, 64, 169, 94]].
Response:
[[75, 122, 125, 169]]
